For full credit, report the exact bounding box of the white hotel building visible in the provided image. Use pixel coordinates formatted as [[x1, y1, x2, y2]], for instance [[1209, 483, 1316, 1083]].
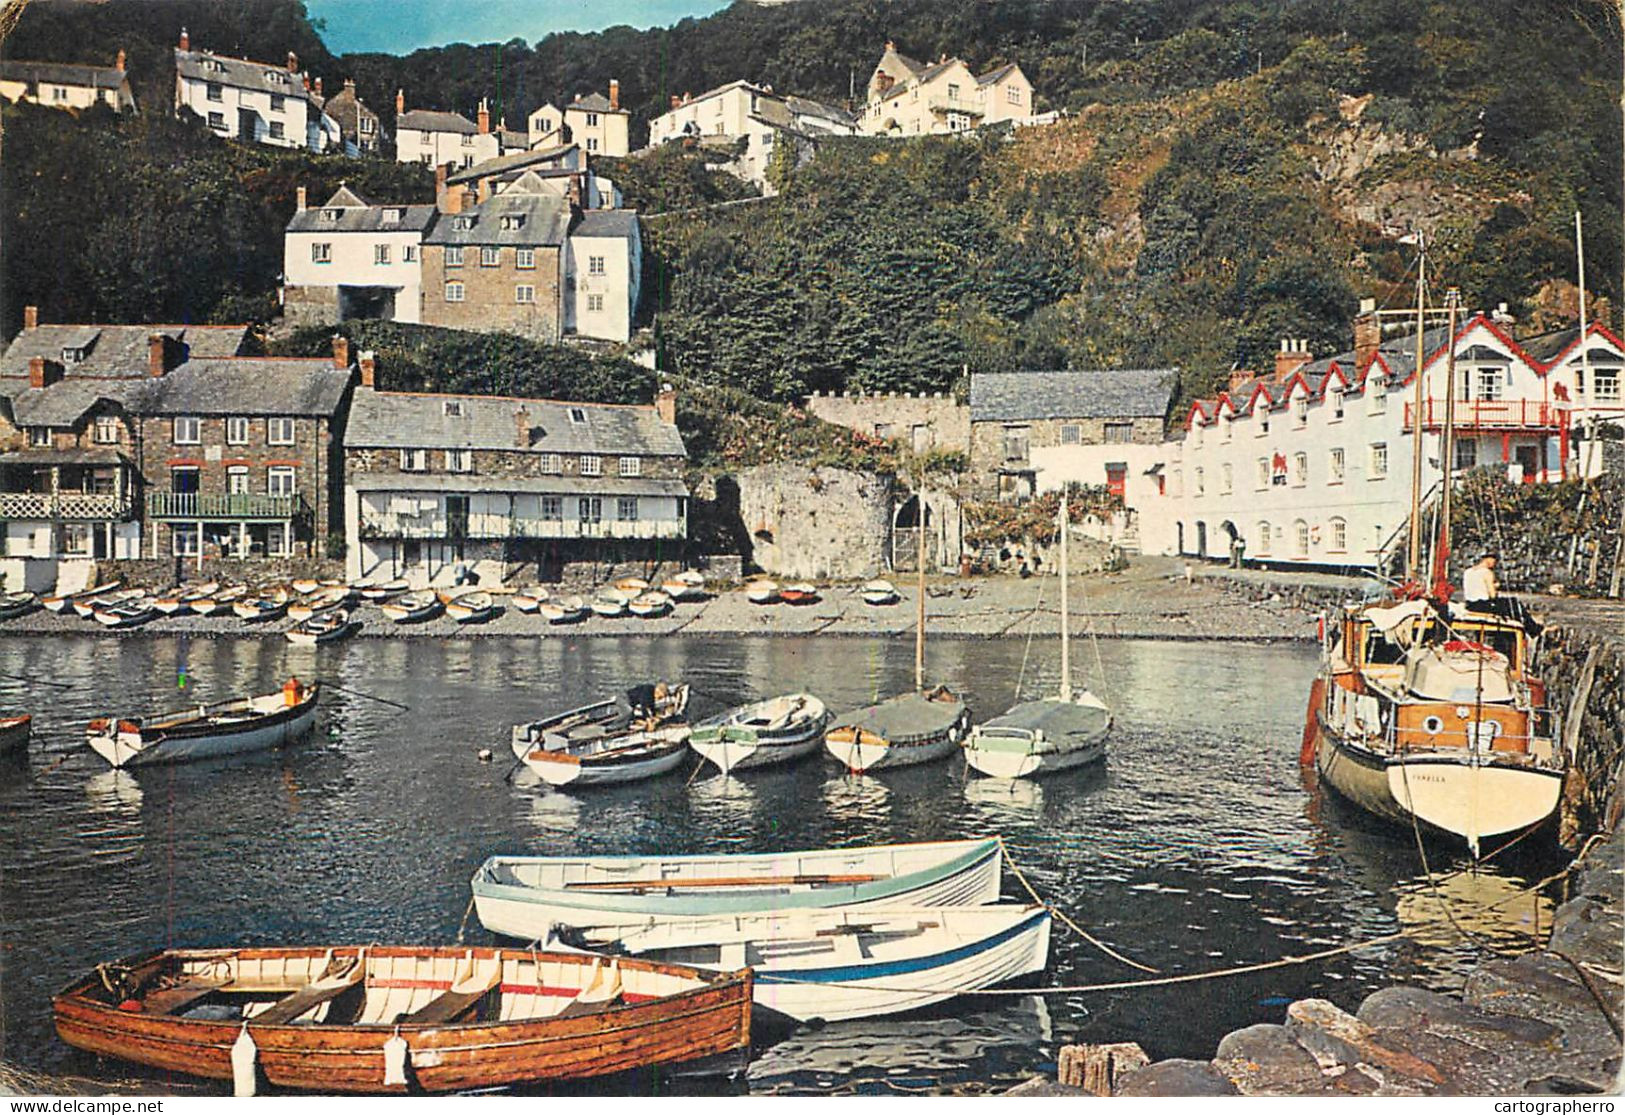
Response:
[[1143, 306, 1623, 570]]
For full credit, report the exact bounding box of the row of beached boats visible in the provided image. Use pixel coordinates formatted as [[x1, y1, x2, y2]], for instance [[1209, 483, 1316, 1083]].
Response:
[[55, 836, 1048, 1093]]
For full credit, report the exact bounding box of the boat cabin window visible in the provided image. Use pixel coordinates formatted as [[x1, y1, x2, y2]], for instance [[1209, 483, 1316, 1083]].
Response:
[[1361, 626, 1407, 666]]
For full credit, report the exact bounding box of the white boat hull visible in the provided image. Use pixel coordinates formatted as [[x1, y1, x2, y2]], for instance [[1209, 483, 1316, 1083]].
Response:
[[523, 739, 689, 787], [86, 700, 319, 769], [690, 730, 824, 775], [964, 737, 1105, 779]]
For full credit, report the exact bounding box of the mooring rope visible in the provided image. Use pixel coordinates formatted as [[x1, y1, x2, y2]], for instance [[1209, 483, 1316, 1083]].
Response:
[[999, 837, 1159, 974]]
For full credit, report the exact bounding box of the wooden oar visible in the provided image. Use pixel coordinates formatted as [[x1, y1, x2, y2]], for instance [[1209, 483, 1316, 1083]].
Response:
[[0, 671, 74, 690], [323, 683, 409, 712], [564, 872, 886, 892]]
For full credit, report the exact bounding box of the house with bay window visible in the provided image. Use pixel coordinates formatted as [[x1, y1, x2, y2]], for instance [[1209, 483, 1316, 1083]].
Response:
[[343, 369, 687, 586]]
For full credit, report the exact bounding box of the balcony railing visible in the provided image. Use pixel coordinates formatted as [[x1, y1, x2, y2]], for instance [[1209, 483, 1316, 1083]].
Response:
[[147, 492, 307, 520], [360, 515, 685, 542], [0, 491, 134, 520], [1404, 398, 1559, 431]]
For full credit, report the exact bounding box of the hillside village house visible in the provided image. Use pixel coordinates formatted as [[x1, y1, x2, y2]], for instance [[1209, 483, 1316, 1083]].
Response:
[[321, 78, 381, 155], [343, 370, 687, 586], [528, 82, 630, 156], [394, 91, 500, 167], [1144, 304, 1621, 569], [860, 41, 1038, 137], [969, 369, 1177, 500], [444, 144, 621, 211], [647, 81, 857, 187], [174, 29, 342, 152], [283, 185, 436, 327], [0, 52, 136, 113], [136, 337, 354, 565]]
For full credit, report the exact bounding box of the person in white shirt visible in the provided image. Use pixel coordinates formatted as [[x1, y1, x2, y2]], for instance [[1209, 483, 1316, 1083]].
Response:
[[1463, 553, 1499, 602]]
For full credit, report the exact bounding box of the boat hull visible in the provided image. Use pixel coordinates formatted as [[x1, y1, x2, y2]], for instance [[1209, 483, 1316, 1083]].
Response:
[[964, 736, 1105, 779], [53, 946, 752, 1094], [524, 736, 689, 788], [0, 715, 31, 756], [825, 696, 970, 775], [473, 838, 1004, 941], [690, 729, 824, 775], [86, 689, 320, 769]]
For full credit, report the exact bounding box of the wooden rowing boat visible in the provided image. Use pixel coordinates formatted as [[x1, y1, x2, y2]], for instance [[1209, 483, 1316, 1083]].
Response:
[[0, 714, 31, 757], [44, 580, 118, 614], [53, 945, 752, 1094], [510, 683, 690, 761], [555, 904, 1050, 1024], [286, 610, 356, 646], [861, 579, 900, 606], [660, 572, 706, 601], [190, 585, 245, 617], [472, 837, 1005, 941], [443, 591, 496, 624], [628, 591, 672, 618], [93, 596, 158, 629], [689, 693, 829, 775], [357, 578, 409, 603], [233, 597, 287, 623], [745, 580, 780, 605], [0, 592, 40, 622], [381, 591, 441, 624], [779, 583, 820, 606], [523, 725, 690, 787], [511, 585, 549, 613], [86, 681, 320, 769], [538, 595, 588, 624]]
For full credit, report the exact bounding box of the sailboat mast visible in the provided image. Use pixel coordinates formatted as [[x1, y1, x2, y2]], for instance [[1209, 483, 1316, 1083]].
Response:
[[915, 477, 926, 692], [1432, 288, 1461, 598], [1406, 240, 1429, 582], [1059, 492, 1071, 702]]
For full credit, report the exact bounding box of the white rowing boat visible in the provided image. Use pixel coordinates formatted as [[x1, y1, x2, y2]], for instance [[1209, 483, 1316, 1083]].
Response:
[[443, 591, 496, 624], [689, 693, 829, 775], [86, 681, 320, 768], [381, 591, 440, 624], [286, 609, 356, 646]]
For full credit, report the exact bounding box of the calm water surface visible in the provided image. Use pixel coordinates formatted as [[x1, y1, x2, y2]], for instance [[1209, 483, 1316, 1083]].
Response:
[[0, 633, 1562, 1095]]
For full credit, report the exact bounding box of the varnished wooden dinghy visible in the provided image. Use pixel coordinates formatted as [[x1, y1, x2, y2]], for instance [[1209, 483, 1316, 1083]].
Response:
[[53, 945, 752, 1094]]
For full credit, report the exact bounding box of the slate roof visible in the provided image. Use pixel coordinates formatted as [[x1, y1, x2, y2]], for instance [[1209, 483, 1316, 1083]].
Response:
[[134, 358, 352, 416], [7, 381, 141, 426], [446, 143, 576, 186], [346, 389, 687, 458], [572, 209, 638, 240], [175, 49, 311, 100], [977, 62, 1020, 85], [0, 324, 249, 379], [423, 183, 571, 247], [568, 92, 624, 114], [397, 108, 478, 134], [970, 369, 1178, 422], [286, 200, 437, 234], [783, 95, 856, 128], [886, 49, 929, 77], [0, 448, 126, 467], [0, 59, 126, 90]]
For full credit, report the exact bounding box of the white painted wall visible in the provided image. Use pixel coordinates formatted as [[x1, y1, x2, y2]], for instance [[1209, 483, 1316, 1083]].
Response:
[[285, 226, 426, 323], [396, 126, 499, 167], [177, 71, 333, 151], [564, 230, 640, 343]]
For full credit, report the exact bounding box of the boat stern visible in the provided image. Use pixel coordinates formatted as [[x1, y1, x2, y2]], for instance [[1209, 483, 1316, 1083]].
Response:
[[86, 719, 143, 768], [1388, 761, 1563, 854]]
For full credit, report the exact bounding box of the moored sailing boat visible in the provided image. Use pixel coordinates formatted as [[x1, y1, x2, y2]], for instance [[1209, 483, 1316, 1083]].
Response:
[[963, 494, 1110, 779]]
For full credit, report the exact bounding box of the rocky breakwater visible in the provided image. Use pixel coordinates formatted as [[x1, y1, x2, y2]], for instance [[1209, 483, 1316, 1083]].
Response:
[[1532, 599, 1625, 846]]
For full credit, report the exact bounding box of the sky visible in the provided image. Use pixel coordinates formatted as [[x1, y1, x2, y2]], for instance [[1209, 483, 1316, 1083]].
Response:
[[305, 0, 733, 55]]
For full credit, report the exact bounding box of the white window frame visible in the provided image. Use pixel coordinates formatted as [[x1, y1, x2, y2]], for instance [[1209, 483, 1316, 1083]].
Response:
[[1255, 458, 1269, 490], [586, 293, 604, 313], [28, 427, 51, 448], [267, 466, 296, 498], [444, 449, 472, 473], [93, 416, 120, 445], [400, 448, 428, 472], [227, 465, 250, 495], [312, 242, 332, 264], [516, 247, 535, 270], [540, 495, 563, 520], [579, 455, 603, 477], [1329, 517, 1348, 553], [173, 416, 201, 445], [445, 246, 464, 268], [172, 523, 200, 558], [1292, 452, 1308, 487], [226, 416, 249, 445], [1220, 463, 1232, 494], [404, 244, 418, 263], [374, 244, 392, 265], [1328, 447, 1345, 484], [618, 456, 641, 477], [539, 453, 562, 474], [445, 281, 465, 303], [616, 496, 638, 522], [267, 417, 295, 446], [481, 246, 500, 268], [1369, 442, 1389, 480], [588, 255, 606, 277], [515, 285, 536, 304]]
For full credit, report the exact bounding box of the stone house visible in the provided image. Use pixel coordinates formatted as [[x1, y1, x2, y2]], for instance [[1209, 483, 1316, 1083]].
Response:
[[282, 185, 436, 327], [0, 52, 136, 113], [444, 144, 620, 211], [859, 41, 1038, 137], [803, 389, 970, 455], [528, 82, 630, 156], [133, 337, 355, 564], [173, 29, 341, 152], [0, 309, 250, 588], [343, 369, 688, 586], [320, 78, 381, 155], [394, 91, 499, 168], [648, 80, 856, 188], [969, 369, 1178, 500]]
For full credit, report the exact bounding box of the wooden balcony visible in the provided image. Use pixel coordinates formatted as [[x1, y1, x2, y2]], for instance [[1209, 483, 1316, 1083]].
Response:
[[0, 490, 134, 520], [360, 514, 685, 542], [147, 492, 307, 520], [1404, 399, 1560, 430]]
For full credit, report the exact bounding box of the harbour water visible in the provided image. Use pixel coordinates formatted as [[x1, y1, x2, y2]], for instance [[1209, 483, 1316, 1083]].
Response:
[[0, 633, 1563, 1095]]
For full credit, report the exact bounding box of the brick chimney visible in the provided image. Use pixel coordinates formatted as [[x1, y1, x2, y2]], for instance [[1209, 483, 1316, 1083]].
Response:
[[514, 406, 531, 447], [1352, 297, 1381, 371], [358, 349, 376, 389], [22, 305, 38, 331], [477, 98, 490, 135], [148, 332, 182, 377], [885, 39, 896, 52], [655, 383, 677, 425], [1274, 338, 1312, 381], [313, 76, 323, 97], [567, 173, 583, 209], [331, 334, 350, 369], [178, 27, 189, 52], [395, 88, 405, 116], [296, 185, 307, 211], [115, 49, 126, 72], [28, 356, 61, 390], [344, 77, 356, 92], [1228, 368, 1257, 393], [875, 72, 894, 95], [609, 79, 620, 110], [287, 51, 298, 73]]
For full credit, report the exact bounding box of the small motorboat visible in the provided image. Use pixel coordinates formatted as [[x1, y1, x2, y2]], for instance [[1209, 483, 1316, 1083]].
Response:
[[780, 583, 820, 606], [93, 596, 158, 629], [661, 571, 706, 601], [0, 591, 40, 622], [510, 683, 690, 761], [444, 591, 497, 624], [233, 597, 287, 623], [553, 903, 1050, 1024], [86, 679, 320, 768], [628, 591, 672, 618], [191, 586, 246, 617], [358, 579, 409, 603], [0, 714, 31, 756], [538, 595, 588, 625], [511, 585, 549, 613], [689, 693, 830, 776], [745, 580, 780, 605], [590, 593, 628, 619], [472, 837, 1005, 941], [53, 945, 752, 1094], [286, 609, 356, 646], [862, 580, 900, 606], [381, 591, 441, 624]]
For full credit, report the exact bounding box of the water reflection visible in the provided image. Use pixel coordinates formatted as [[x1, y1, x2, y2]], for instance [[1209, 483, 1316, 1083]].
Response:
[[83, 769, 143, 816]]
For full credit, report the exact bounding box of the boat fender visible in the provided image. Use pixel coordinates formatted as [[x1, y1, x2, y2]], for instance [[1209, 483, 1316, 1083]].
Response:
[[116, 999, 144, 1012], [383, 1028, 409, 1087], [231, 1024, 259, 1098]]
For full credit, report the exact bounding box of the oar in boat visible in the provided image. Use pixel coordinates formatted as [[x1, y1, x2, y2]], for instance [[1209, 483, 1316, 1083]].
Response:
[[562, 872, 887, 892], [0, 671, 74, 691]]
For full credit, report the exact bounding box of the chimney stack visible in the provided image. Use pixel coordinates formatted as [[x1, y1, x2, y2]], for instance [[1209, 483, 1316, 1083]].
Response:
[[344, 77, 356, 92], [609, 79, 620, 110], [331, 334, 350, 370], [514, 406, 531, 447], [28, 356, 61, 390], [115, 49, 126, 72], [1274, 338, 1313, 381], [287, 51, 298, 73], [358, 350, 376, 389], [477, 98, 490, 135], [395, 88, 405, 116], [313, 76, 322, 97], [655, 383, 677, 425], [148, 332, 181, 378], [22, 305, 38, 331], [1228, 368, 1256, 393], [885, 39, 896, 52], [1352, 297, 1381, 371], [178, 27, 189, 52], [296, 185, 307, 211]]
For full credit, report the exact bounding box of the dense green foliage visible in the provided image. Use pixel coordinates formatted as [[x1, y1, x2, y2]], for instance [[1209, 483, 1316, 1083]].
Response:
[[597, 146, 759, 215]]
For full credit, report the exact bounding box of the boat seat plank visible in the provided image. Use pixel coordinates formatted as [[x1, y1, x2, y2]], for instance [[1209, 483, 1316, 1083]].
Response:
[[251, 973, 364, 1026], [142, 980, 227, 1016], [564, 872, 883, 892], [396, 980, 496, 1025], [556, 993, 622, 1019]]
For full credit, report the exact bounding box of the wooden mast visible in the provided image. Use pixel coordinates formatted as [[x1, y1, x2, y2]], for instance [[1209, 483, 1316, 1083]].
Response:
[[915, 474, 926, 692], [1431, 288, 1461, 598], [1406, 238, 1429, 581], [1059, 491, 1071, 703]]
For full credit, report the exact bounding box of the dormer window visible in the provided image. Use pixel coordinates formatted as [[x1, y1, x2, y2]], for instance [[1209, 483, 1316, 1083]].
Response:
[[323, 208, 341, 222], [269, 71, 288, 85], [500, 214, 525, 230], [453, 216, 475, 231], [569, 407, 587, 424], [60, 347, 85, 364], [443, 400, 465, 418], [382, 208, 404, 225]]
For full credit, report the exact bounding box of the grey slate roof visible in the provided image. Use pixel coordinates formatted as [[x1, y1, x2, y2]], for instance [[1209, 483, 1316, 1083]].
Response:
[[286, 201, 437, 234], [345, 389, 686, 458], [0, 448, 126, 467], [568, 92, 624, 114], [0, 324, 249, 379], [977, 62, 1020, 85], [423, 183, 571, 247], [0, 59, 126, 90], [783, 95, 856, 127], [573, 209, 638, 240], [7, 381, 140, 426], [398, 108, 478, 134], [135, 358, 352, 416], [175, 49, 311, 101], [446, 143, 576, 186], [970, 369, 1178, 422]]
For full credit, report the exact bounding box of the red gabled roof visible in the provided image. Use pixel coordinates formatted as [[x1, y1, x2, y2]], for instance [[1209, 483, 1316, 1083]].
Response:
[[1535, 320, 1625, 372]]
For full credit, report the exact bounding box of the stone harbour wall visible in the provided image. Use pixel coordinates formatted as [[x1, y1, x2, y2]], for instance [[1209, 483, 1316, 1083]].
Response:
[[736, 464, 894, 579]]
